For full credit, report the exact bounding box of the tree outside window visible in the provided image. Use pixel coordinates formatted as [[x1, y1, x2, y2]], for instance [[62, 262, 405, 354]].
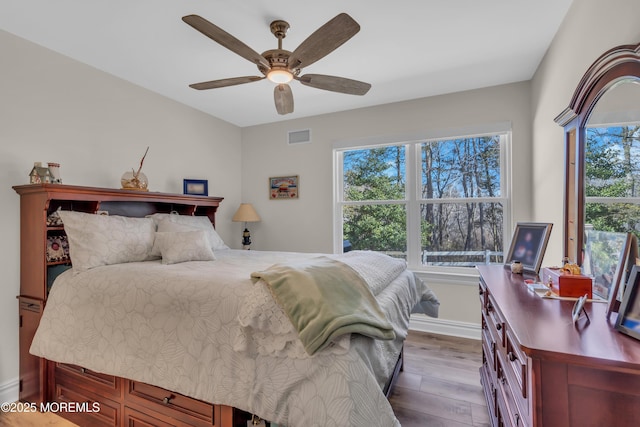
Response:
[[585, 125, 640, 236], [338, 132, 508, 269]]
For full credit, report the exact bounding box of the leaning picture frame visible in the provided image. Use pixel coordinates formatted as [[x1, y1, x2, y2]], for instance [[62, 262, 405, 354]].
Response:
[[183, 179, 208, 196], [605, 232, 638, 318], [614, 264, 640, 341], [583, 230, 630, 301], [504, 222, 553, 274]]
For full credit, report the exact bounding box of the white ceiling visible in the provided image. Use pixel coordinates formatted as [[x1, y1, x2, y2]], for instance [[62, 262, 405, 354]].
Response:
[[1, 0, 573, 127]]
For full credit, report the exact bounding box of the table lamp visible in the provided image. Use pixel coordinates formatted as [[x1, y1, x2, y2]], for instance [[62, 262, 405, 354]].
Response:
[[232, 203, 261, 249]]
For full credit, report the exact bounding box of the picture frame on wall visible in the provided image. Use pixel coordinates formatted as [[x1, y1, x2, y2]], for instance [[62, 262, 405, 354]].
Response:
[[504, 222, 553, 274], [269, 175, 298, 199], [183, 179, 208, 196]]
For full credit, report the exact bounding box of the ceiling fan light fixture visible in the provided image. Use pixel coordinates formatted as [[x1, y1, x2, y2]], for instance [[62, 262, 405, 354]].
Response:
[[267, 69, 293, 84]]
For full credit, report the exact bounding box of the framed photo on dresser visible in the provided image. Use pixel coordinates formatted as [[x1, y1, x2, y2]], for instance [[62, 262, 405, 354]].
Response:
[[615, 264, 640, 341], [504, 222, 553, 274]]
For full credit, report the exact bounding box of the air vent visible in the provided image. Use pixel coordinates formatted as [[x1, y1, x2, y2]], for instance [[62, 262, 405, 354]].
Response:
[[288, 129, 311, 145]]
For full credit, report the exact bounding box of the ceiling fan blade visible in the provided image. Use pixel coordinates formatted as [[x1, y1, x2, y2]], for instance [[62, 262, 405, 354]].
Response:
[[288, 13, 360, 70], [182, 15, 270, 69], [189, 76, 264, 90], [296, 74, 371, 95], [274, 84, 294, 115]]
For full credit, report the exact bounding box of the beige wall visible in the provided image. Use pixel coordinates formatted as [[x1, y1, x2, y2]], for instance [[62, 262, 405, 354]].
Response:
[[0, 30, 243, 399], [241, 82, 533, 253]]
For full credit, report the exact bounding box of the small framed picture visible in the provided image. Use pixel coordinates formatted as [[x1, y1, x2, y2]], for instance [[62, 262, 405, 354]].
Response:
[[46, 235, 70, 262], [504, 222, 553, 274], [269, 175, 298, 199], [615, 264, 640, 341], [183, 179, 208, 196]]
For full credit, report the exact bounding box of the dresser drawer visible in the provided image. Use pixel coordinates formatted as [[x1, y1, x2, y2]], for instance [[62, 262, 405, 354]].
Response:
[[497, 353, 529, 427], [482, 313, 497, 371], [55, 362, 121, 398], [486, 294, 506, 348], [480, 354, 498, 423], [124, 406, 178, 427], [505, 330, 528, 399], [479, 280, 488, 307], [126, 380, 214, 427], [52, 380, 121, 427]]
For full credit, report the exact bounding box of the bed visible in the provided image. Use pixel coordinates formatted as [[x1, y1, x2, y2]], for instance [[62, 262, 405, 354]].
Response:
[[14, 184, 439, 427]]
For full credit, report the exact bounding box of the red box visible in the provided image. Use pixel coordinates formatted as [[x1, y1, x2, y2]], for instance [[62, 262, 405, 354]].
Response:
[[541, 267, 592, 298]]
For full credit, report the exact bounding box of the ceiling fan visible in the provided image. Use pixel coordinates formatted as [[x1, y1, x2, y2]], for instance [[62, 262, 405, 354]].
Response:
[[182, 13, 371, 115]]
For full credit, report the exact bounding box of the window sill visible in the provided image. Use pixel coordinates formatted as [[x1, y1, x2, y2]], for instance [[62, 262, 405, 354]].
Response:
[[410, 267, 480, 287]]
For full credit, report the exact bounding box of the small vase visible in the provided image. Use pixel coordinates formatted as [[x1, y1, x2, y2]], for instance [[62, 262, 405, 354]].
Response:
[[510, 261, 524, 274], [121, 171, 148, 191]]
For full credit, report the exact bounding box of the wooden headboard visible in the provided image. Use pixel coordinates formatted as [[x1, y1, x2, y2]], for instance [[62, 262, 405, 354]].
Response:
[[13, 183, 224, 225], [13, 183, 223, 300]]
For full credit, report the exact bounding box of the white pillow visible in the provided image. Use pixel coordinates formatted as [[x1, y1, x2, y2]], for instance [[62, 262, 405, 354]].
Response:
[[154, 230, 216, 265], [58, 211, 157, 273], [148, 213, 229, 251], [150, 219, 196, 257]]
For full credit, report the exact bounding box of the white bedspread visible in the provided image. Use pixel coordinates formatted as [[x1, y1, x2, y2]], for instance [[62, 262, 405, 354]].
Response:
[[30, 250, 434, 427]]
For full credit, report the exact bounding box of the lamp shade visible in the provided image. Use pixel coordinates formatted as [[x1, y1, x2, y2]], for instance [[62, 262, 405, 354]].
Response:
[[232, 203, 261, 223]]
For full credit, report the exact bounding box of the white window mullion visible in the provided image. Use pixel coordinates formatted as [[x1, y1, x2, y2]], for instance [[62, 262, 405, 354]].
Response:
[[333, 150, 345, 253], [406, 143, 421, 268]]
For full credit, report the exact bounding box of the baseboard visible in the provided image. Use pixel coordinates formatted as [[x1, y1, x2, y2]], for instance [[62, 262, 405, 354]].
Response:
[[0, 377, 19, 404], [409, 315, 481, 340]]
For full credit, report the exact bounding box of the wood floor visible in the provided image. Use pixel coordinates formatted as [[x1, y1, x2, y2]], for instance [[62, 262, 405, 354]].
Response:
[[0, 331, 487, 427], [389, 331, 489, 426]]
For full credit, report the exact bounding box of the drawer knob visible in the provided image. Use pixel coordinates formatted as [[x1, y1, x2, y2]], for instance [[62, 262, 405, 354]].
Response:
[[496, 323, 502, 331], [508, 352, 516, 362], [163, 396, 173, 405], [80, 367, 86, 374], [487, 302, 493, 312]]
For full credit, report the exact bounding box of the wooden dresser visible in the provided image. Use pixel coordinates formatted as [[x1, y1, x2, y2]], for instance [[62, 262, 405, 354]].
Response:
[[477, 265, 640, 427]]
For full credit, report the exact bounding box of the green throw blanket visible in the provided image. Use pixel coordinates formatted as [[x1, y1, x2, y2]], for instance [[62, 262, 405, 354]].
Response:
[[251, 256, 395, 355]]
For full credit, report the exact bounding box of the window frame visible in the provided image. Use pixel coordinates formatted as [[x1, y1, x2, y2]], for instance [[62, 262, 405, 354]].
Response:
[[333, 123, 512, 276]]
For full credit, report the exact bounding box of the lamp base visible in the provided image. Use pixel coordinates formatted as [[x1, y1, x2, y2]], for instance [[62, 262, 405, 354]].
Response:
[[242, 228, 252, 250]]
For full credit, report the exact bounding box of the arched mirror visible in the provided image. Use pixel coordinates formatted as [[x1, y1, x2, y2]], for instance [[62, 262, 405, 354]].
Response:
[[556, 43, 640, 313], [555, 43, 640, 266]]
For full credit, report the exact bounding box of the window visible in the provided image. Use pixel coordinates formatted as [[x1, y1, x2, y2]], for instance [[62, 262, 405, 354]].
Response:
[[334, 126, 510, 272], [585, 125, 640, 235]]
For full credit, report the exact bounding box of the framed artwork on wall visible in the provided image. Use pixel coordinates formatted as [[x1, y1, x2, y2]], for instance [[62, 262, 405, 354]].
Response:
[[504, 222, 553, 274], [183, 179, 208, 196], [269, 175, 298, 199]]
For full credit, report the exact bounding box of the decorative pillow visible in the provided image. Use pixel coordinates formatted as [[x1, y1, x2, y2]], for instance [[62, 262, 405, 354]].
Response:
[[58, 211, 157, 273], [150, 219, 196, 257], [147, 213, 229, 251], [153, 230, 216, 265]]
